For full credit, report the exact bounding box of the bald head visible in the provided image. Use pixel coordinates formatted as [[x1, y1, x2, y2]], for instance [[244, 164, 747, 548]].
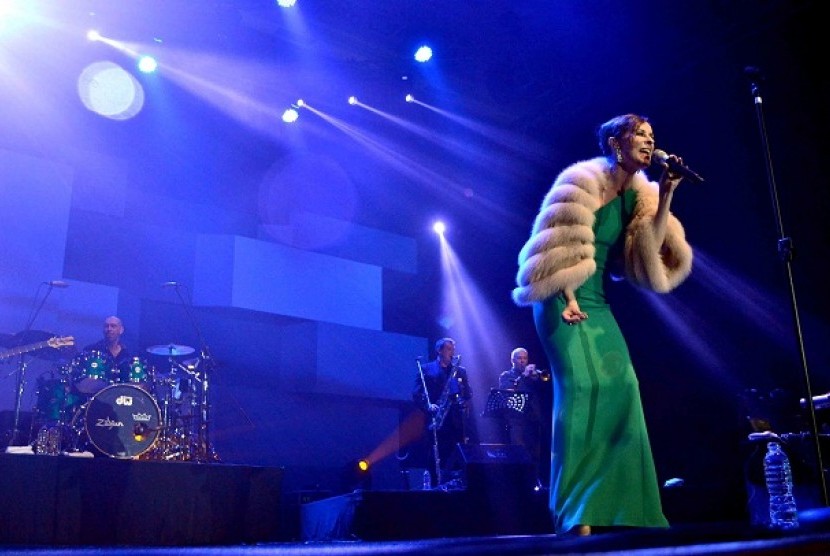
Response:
[[103, 316, 124, 345]]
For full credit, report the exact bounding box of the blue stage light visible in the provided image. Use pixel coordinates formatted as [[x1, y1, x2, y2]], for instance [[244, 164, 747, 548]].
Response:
[[137, 55, 158, 73], [414, 45, 432, 63]]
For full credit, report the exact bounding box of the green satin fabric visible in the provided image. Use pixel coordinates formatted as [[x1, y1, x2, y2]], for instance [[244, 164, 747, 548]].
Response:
[[534, 189, 669, 534]]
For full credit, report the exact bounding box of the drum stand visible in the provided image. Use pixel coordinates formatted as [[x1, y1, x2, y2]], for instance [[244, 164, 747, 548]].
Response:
[[142, 357, 188, 461], [7, 357, 29, 448], [163, 282, 220, 463], [193, 352, 219, 463], [6, 282, 63, 449], [141, 354, 214, 462]]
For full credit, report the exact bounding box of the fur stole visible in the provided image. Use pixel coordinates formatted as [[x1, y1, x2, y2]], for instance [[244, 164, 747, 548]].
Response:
[[512, 157, 692, 306]]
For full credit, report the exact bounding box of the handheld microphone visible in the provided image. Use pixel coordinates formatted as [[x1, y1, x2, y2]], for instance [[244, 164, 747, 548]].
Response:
[[45, 280, 69, 288], [161, 281, 180, 288], [652, 149, 704, 183]]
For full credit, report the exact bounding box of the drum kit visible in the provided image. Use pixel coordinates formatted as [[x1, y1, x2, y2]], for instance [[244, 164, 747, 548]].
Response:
[[27, 341, 210, 461]]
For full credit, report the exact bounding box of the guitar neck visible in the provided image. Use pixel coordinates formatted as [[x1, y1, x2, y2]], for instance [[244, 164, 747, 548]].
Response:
[[0, 340, 52, 361]]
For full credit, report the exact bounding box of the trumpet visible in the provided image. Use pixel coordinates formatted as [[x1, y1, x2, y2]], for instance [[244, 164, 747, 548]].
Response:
[[515, 364, 550, 383]]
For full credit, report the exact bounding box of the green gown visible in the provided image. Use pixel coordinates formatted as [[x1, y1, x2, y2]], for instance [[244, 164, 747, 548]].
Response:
[[533, 189, 669, 534]]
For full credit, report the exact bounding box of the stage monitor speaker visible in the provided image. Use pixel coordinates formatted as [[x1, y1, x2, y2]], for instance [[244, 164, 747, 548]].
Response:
[[453, 443, 536, 493], [452, 443, 550, 535]]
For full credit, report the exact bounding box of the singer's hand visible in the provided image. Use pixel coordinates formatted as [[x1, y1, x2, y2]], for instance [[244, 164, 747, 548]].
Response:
[[428, 403, 439, 413], [562, 299, 587, 326], [658, 154, 684, 193]]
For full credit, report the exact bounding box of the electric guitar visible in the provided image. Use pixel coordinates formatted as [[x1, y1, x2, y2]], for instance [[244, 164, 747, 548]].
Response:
[[0, 336, 75, 361]]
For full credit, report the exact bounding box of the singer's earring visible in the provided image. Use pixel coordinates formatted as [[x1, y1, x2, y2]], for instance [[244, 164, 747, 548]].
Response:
[[614, 147, 623, 163]]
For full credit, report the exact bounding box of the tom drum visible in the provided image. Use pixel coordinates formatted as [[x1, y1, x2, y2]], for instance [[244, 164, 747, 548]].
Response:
[[71, 350, 115, 395], [114, 356, 153, 392]]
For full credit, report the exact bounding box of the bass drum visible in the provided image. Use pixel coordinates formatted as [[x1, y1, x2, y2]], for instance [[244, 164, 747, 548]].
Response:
[[74, 384, 161, 459]]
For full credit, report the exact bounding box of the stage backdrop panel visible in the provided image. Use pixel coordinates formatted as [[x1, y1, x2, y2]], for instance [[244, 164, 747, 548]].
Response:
[[193, 234, 382, 330], [259, 211, 418, 274]]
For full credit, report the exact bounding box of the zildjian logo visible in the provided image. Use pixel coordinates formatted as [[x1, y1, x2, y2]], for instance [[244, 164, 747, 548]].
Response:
[[95, 417, 124, 429]]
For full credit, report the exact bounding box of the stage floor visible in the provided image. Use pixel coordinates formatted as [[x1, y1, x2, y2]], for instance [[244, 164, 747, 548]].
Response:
[[3, 451, 830, 554], [3, 521, 830, 555]]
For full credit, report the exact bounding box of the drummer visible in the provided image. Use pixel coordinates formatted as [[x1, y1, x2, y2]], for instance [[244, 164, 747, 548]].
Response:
[[80, 314, 146, 388], [82, 315, 132, 368]]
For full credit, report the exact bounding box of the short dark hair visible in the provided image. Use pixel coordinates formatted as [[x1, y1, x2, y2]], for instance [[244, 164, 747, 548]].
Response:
[[434, 337, 455, 353], [597, 113, 649, 157]]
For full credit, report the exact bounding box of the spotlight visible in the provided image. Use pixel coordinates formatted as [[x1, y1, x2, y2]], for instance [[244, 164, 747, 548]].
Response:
[[282, 108, 299, 123], [405, 94, 414, 103], [432, 221, 446, 235], [137, 55, 157, 73], [78, 61, 145, 120], [277, 0, 297, 6], [296, 99, 305, 107], [86, 29, 101, 41], [347, 96, 358, 105], [414, 45, 433, 63], [341, 458, 372, 493]]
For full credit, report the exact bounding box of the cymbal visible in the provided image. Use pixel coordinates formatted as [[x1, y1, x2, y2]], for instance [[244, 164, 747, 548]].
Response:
[[11, 329, 54, 346], [146, 344, 195, 357]]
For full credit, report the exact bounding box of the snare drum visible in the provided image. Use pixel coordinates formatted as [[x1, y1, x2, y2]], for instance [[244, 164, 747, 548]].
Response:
[[76, 383, 161, 459], [71, 350, 115, 394]]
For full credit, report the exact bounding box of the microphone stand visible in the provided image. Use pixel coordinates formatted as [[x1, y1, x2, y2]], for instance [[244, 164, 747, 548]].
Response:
[[746, 68, 828, 506], [8, 283, 56, 448], [168, 284, 219, 463], [416, 358, 442, 487]]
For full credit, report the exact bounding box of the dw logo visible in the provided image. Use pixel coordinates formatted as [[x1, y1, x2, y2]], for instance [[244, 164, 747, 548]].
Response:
[[115, 395, 133, 406]]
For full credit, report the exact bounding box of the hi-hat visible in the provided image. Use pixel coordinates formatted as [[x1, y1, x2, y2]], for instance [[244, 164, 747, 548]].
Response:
[[146, 344, 195, 357]]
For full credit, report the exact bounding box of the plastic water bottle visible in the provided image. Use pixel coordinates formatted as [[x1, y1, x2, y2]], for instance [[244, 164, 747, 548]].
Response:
[[764, 441, 799, 530], [422, 469, 431, 490]]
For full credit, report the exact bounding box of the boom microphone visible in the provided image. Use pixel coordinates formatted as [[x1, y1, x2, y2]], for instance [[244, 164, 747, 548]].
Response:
[[652, 149, 704, 183], [161, 281, 180, 288], [45, 280, 69, 288]]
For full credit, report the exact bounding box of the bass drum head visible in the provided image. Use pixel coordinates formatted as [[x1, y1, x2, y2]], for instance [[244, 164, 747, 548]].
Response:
[[84, 384, 161, 458]]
